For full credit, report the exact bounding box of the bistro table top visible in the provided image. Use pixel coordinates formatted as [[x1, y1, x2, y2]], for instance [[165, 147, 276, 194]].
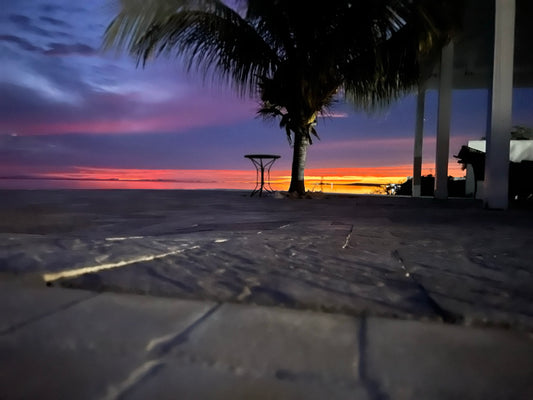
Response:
[[244, 154, 281, 160]]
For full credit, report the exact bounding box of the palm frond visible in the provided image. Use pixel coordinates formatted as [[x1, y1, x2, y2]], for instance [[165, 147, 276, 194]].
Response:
[[342, 0, 462, 112], [104, 0, 462, 126], [104, 0, 279, 97]]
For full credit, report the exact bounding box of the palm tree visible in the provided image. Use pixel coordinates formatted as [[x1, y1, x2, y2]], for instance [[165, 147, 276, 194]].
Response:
[[104, 0, 461, 195]]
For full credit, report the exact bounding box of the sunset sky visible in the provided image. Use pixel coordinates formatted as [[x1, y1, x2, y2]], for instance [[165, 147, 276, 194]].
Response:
[[1, 0, 532, 191]]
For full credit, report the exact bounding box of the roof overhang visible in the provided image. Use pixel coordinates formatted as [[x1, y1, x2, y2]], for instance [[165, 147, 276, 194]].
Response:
[[425, 0, 533, 89]]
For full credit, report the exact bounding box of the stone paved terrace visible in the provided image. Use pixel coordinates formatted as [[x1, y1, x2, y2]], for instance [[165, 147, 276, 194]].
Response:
[[1, 189, 532, 399]]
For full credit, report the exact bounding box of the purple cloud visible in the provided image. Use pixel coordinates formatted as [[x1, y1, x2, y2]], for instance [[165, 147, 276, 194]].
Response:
[[8, 14, 54, 37], [0, 34, 42, 52], [43, 42, 96, 56], [39, 16, 71, 28], [8, 14, 32, 25]]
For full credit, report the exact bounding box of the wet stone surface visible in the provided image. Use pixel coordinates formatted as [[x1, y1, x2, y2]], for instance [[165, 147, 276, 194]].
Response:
[[1, 190, 532, 330]]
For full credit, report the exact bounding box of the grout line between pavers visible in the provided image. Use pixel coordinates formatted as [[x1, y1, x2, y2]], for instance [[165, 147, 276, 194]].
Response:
[[357, 315, 391, 400], [147, 302, 223, 358], [342, 224, 354, 249], [0, 291, 100, 336], [101, 360, 165, 400], [42, 247, 196, 283], [391, 249, 463, 324]]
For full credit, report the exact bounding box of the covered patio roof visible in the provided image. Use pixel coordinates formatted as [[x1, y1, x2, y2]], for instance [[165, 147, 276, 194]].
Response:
[[413, 0, 532, 209], [425, 0, 533, 89]]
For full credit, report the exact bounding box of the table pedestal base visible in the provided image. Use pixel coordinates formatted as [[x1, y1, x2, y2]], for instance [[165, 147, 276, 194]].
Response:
[[244, 154, 280, 197]]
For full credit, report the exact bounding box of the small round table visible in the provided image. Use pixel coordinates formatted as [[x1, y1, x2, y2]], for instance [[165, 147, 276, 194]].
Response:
[[244, 154, 281, 197]]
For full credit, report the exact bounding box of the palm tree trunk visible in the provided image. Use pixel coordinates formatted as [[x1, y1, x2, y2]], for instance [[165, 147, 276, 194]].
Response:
[[288, 130, 309, 195]]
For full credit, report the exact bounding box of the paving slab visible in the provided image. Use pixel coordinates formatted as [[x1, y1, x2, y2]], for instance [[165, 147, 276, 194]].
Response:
[[123, 362, 368, 400], [122, 303, 369, 400], [57, 222, 439, 321], [157, 302, 361, 383], [363, 317, 533, 400], [1, 281, 533, 399], [0, 278, 96, 334], [1, 190, 532, 330], [0, 287, 215, 400]]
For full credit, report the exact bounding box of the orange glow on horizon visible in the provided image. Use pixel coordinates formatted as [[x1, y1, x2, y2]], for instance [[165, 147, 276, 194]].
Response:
[[1, 164, 466, 194]]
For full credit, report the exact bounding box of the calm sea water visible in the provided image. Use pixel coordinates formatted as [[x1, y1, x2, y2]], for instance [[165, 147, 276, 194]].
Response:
[[0, 177, 392, 194]]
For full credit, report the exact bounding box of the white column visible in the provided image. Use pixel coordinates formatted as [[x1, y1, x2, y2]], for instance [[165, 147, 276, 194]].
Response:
[[435, 42, 454, 199], [412, 85, 426, 197], [485, 0, 515, 209]]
